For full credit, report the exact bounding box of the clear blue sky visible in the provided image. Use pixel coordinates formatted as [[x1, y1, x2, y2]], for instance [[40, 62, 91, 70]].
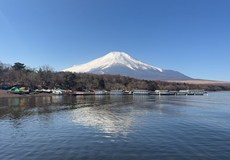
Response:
[[0, 0, 229, 81]]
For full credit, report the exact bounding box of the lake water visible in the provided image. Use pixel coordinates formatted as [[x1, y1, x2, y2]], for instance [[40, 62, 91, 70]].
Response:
[[0, 92, 230, 160]]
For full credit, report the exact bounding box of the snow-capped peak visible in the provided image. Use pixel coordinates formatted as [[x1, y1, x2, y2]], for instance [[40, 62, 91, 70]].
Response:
[[63, 51, 192, 80], [64, 51, 163, 73]]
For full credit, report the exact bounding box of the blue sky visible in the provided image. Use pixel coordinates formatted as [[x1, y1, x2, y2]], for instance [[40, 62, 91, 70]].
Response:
[[0, 0, 229, 81]]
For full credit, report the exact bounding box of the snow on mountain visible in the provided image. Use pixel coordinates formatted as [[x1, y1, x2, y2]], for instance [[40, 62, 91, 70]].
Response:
[[63, 51, 192, 80], [64, 52, 162, 72]]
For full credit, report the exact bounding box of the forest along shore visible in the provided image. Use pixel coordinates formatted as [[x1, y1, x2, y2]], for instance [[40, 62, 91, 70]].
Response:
[[1, 62, 230, 92]]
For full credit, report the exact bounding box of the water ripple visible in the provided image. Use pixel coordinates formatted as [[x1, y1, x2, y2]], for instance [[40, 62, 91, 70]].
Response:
[[1, 92, 230, 159]]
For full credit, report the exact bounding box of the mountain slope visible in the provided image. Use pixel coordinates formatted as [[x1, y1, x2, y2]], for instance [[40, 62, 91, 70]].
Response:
[[63, 52, 192, 80]]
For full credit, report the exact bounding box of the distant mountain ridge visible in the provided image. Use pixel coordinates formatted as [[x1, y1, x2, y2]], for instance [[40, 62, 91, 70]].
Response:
[[63, 52, 192, 80]]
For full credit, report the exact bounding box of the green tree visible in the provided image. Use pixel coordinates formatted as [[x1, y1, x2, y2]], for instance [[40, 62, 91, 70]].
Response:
[[64, 73, 77, 89], [12, 62, 26, 70], [98, 79, 105, 89]]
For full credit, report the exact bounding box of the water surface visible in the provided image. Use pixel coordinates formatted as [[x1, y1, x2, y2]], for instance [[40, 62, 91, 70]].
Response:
[[0, 92, 230, 160]]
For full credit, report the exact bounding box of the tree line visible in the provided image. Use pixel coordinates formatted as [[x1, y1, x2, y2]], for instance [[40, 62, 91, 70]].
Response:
[[0, 62, 230, 91]]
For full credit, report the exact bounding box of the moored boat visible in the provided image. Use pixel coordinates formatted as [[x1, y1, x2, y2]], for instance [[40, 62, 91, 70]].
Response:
[[177, 90, 207, 95], [110, 90, 124, 95], [177, 90, 189, 95], [74, 91, 95, 95], [154, 90, 175, 95], [187, 90, 207, 95], [9, 86, 30, 94], [133, 90, 150, 95], [94, 90, 108, 95], [52, 89, 64, 95]]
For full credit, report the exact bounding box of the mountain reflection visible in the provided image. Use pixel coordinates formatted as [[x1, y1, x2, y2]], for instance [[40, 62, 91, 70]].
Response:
[[71, 96, 169, 135], [71, 104, 136, 135]]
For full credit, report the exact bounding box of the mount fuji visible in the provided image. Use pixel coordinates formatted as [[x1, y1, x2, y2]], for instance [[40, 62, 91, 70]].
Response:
[[63, 52, 192, 80]]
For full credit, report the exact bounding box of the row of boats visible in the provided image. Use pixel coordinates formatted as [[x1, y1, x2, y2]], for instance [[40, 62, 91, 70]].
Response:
[[98, 90, 207, 95], [8, 87, 207, 96], [52, 89, 207, 96]]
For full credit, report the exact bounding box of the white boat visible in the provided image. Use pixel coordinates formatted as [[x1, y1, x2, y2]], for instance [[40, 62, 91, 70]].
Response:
[[74, 91, 95, 95], [177, 90, 207, 95], [177, 90, 190, 95], [187, 90, 207, 95], [35, 89, 52, 93], [154, 90, 174, 95], [110, 90, 124, 95], [133, 90, 150, 95], [52, 89, 64, 95], [124, 90, 132, 95], [94, 90, 108, 95]]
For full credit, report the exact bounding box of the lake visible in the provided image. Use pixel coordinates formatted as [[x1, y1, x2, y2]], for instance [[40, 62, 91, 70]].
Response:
[[0, 92, 230, 160]]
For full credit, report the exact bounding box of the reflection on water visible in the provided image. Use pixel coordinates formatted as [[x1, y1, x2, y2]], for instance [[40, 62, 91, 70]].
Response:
[[0, 95, 206, 129], [0, 95, 180, 131], [1, 92, 230, 160], [0, 96, 71, 119], [71, 103, 136, 135]]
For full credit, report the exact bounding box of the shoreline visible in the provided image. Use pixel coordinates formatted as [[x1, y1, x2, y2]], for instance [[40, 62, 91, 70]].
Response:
[[1, 89, 229, 98], [0, 89, 53, 98]]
